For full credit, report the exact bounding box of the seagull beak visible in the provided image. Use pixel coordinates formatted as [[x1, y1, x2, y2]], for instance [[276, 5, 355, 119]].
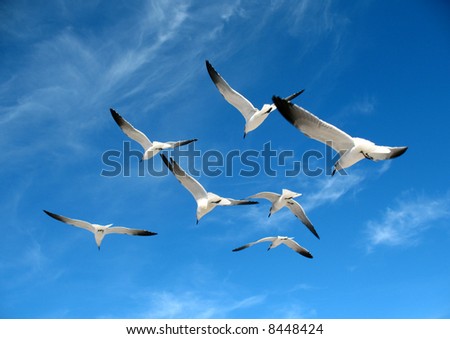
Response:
[[332, 168, 336, 176], [243, 132, 247, 139]]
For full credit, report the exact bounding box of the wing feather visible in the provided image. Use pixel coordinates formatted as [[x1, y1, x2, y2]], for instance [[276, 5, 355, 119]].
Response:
[[285, 200, 320, 239], [105, 226, 157, 236], [273, 96, 354, 153], [43, 210, 95, 233], [167, 139, 198, 148], [369, 146, 408, 161], [247, 192, 280, 203], [206, 60, 257, 120], [160, 154, 208, 201], [110, 108, 152, 150], [283, 239, 313, 258], [232, 237, 276, 252], [219, 198, 259, 206]]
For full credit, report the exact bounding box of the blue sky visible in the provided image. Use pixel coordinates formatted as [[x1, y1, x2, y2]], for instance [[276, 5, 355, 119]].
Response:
[[1, 0, 449, 319]]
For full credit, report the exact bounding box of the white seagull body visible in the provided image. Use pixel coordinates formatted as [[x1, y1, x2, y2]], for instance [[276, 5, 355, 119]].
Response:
[[43, 210, 157, 249], [249, 189, 320, 239], [206, 60, 304, 138], [272, 96, 408, 175], [232, 236, 313, 258], [110, 108, 197, 161], [160, 154, 258, 223]]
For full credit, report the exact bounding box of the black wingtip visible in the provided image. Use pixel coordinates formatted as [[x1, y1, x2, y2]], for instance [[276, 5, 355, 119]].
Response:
[[304, 252, 313, 259], [238, 200, 258, 206], [284, 89, 305, 102], [110, 108, 119, 118], [43, 210, 62, 222], [43, 209, 55, 219], [160, 153, 172, 171], [110, 107, 125, 127], [389, 146, 408, 159], [272, 96, 296, 125]]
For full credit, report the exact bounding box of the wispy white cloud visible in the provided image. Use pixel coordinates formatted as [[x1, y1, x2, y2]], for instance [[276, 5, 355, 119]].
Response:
[[365, 191, 450, 251], [302, 172, 365, 211], [339, 95, 377, 118], [141, 290, 266, 319], [0, 0, 249, 168]]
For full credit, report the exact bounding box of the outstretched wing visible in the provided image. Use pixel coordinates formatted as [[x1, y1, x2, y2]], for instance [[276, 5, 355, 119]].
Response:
[[284, 89, 305, 102], [219, 198, 259, 206], [368, 146, 408, 161], [273, 96, 354, 153], [43, 210, 95, 233], [247, 192, 280, 203], [167, 139, 198, 148], [283, 239, 313, 258], [110, 108, 152, 150], [206, 60, 257, 121], [160, 154, 208, 201], [232, 237, 276, 252], [285, 200, 320, 239], [105, 226, 157, 236]]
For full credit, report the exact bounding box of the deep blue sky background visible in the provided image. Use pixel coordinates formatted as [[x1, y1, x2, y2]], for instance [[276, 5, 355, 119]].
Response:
[[1, 0, 449, 318]]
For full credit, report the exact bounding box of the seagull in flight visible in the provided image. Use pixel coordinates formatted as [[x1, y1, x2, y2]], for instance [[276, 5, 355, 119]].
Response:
[[110, 108, 197, 161], [43, 210, 157, 249], [206, 60, 304, 138], [272, 96, 408, 175], [248, 189, 320, 239], [160, 154, 258, 223], [232, 236, 313, 258]]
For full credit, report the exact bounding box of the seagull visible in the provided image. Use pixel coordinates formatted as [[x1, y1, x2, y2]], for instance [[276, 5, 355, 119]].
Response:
[[232, 236, 313, 258], [272, 96, 408, 175], [248, 189, 320, 239], [206, 60, 304, 138], [160, 154, 258, 223], [110, 108, 197, 161], [43, 210, 157, 249]]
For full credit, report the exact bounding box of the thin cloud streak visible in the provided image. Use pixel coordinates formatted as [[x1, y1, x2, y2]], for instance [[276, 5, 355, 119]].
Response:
[[302, 173, 365, 211], [0, 1, 247, 165], [142, 290, 266, 319], [365, 192, 450, 250]]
